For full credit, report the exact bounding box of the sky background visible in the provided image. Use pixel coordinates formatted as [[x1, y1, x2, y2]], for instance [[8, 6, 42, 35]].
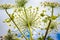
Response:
[[0, 0, 60, 40]]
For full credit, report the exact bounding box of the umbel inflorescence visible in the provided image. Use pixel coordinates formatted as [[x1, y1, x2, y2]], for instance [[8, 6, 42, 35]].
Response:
[[12, 7, 41, 31], [0, 4, 14, 9], [41, 1, 60, 8]]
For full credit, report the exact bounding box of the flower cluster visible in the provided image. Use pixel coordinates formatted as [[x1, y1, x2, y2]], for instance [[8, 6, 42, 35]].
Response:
[[13, 7, 41, 31], [0, 4, 14, 9], [41, 1, 60, 8]]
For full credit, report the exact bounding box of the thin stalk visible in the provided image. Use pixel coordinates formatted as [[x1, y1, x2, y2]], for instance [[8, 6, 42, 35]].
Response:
[[23, 7, 33, 40], [16, 13, 27, 25], [28, 22, 33, 40], [24, 7, 28, 19], [43, 20, 51, 40], [5, 9, 28, 40], [51, 7, 53, 16], [33, 9, 38, 21], [16, 9, 26, 23], [32, 16, 40, 23], [43, 7, 53, 40]]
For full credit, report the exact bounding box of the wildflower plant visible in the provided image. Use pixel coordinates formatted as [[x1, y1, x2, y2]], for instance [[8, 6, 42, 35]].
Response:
[[0, 0, 60, 40], [5, 6, 41, 40], [14, 0, 41, 40]]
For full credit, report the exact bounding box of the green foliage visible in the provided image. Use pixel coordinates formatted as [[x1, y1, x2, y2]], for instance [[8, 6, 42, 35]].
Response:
[[4, 29, 19, 40], [47, 36, 54, 40]]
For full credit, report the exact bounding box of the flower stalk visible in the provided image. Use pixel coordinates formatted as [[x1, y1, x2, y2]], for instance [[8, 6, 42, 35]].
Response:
[[24, 7, 33, 40], [28, 22, 33, 40], [43, 20, 51, 40], [51, 7, 53, 16], [44, 7, 54, 40], [5, 9, 28, 40]]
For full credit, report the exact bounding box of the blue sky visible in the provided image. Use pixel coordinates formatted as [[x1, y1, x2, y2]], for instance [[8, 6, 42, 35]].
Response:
[[0, 0, 60, 40]]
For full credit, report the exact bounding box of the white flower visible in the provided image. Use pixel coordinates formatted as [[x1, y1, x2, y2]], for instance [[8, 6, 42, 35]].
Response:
[[13, 7, 41, 32], [41, 1, 60, 8], [0, 4, 14, 9]]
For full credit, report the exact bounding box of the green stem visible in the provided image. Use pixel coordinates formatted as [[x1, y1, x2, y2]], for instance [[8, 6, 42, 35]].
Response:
[[28, 23, 33, 40], [5, 9, 28, 40], [24, 7, 28, 19], [23, 7, 33, 40], [43, 20, 51, 40], [43, 7, 54, 40], [51, 7, 53, 16]]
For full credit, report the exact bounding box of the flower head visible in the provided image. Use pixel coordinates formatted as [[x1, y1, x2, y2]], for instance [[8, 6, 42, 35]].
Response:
[[13, 7, 41, 31], [41, 1, 60, 8], [0, 4, 14, 9]]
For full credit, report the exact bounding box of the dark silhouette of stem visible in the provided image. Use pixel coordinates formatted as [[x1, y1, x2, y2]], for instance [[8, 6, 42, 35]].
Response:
[[44, 7, 53, 40], [44, 20, 51, 40], [5, 9, 28, 40]]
